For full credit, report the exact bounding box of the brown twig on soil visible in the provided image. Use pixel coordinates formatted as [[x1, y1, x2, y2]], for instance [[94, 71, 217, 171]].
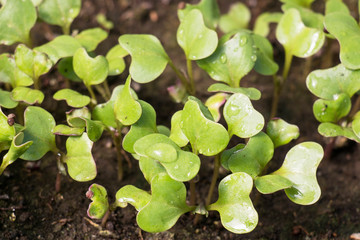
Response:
[[83, 217, 119, 238]]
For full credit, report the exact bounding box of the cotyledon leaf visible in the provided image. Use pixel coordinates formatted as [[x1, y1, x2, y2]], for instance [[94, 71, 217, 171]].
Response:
[[0, 89, 18, 109], [318, 122, 360, 142], [0, 107, 15, 143], [219, 3, 251, 33], [207, 83, 261, 101], [208, 172, 258, 234], [53, 89, 90, 108], [266, 118, 299, 148], [205, 93, 227, 122], [282, 3, 324, 30], [106, 45, 128, 76], [325, 0, 350, 15], [169, 111, 189, 147], [115, 185, 151, 211], [75, 28, 108, 52], [11, 87, 44, 105], [313, 93, 351, 123], [0, 54, 33, 88], [67, 117, 104, 142], [352, 112, 360, 139], [53, 124, 84, 136], [139, 156, 167, 184], [86, 184, 109, 219], [119, 34, 169, 83], [252, 34, 279, 76], [253, 12, 282, 37], [224, 93, 264, 138], [220, 143, 245, 170]]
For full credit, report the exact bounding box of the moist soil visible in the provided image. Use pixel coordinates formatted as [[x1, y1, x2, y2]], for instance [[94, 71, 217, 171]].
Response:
[[1, 0, 360, 239]]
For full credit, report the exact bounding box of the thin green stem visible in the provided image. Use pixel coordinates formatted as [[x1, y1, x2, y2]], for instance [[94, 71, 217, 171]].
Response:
[[102, 81, 111, 100], [270, 74, 281, 119], [110, 128, 125, 181], [186, 59, 196, 95], [5, 83, 11, 91], [282, 50, 293, 82], [94, 85, 109, 102], [86, 85, 97, 106], [168, 60, 191, 92], [101, 210, 111, 228], [205, 154, 220, 206], [62, 24, 71, 35]]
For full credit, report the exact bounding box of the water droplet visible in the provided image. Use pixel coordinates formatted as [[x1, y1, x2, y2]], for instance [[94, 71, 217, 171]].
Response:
[[198, 34, 203, 39], [240, 36, 248, 46], [220, 54, 227, 63], [251, 55, 257, 62]]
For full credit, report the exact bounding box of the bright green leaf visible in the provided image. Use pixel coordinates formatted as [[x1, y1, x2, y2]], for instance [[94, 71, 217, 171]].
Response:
[[313, 93, 351, 123], [0, 107, 15, 143], [0, 89, 18, 109], [169, 111, 189, 147], [58, 57, 81, 82], [53, 124, 84, 136], [208, 172, 258, 234], [119, 34, 169, 83], [67, 117, 104, 142], [282, 3, 324, 30], [266, 118, 300, 148], [106, 45, 128, 76], [139, 157, 167, 184], [253, 12, 282, 37], [115, 185, 151, 210], [325, 0, 350, 15], [205, 93, 227, 122], [220, 144, 245, 170], [219, 3, 251, 33], [318, 122, 360, 142], [254, 175, 293, 194], [53, 89, 90, 108], [75, 28, 108, 52], [352, 112, 360, 139], [12, 87, 44, 105], [207, 83, 261, 101], [0, 54, 33, 88], [280, 0, 315, 8], [86, 184, 109, 219], [252, 34, 279, 76]]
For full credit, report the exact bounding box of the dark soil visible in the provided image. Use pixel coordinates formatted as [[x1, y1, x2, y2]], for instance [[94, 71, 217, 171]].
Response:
[[1, 0, 360, 239]]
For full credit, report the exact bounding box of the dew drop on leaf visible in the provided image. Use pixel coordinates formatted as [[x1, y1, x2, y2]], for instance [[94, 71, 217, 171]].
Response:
[[220, 54, 227, 63], [251, 55, 257, 62], [240, 36, 248, 46]]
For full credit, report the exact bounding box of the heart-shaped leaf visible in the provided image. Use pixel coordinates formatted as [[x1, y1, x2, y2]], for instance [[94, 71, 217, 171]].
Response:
[[282, 3, 324, 30], [11, 87, 44, 105], [306, 64, 360, 99], [0, 133, 32, 175], [53, 124, 84, 136], [136, 174, 192, 233], [266, 118, 300, 148], [0, 0, 36, 45], [169, 111, 189, 147], [224, 93, 264, 138], [73, 48, 109, 87], [139, 156, 167, 184], [106, 45, 128, 76], [66, 107, 91, 124], [14, 44, 53, 81], [181, 98, 229, 156], [313, 93, 351, 123], [134, 134, 200, 182], [219, 3, 251, 33], [205, 93, 227, 122], [257, 142, 324, 205], [0, 90, 18, 109], [0, 108, 15, 143], [157, 125, 170, 137], [324, 12, 360, 69], [75, 28, 108, 52], [220, 144, 245, 170], [318, 122, 360, 142], [325, 0, 350, 15], [254, 175, 293, 194], [34, 35, 82, 63], [119, 34, 169, 83], [276, 8, 325, 58], [38, 0, 81, 34], [208, 172, 258, 234], [20, 106, 57, 161], [115, 185, 151, 210], [114, 76, 142, 126], [0, 54, 33, 88], [65, 133, 96, 182], [253, 12, 282, 37], [178, 0, 220, 29], [53, 89, 90, 108], [86, 184, 109, 219], [252, 34, 279, 76], [122, 101, 157, 154], [197, 32, 256, 87], [280, 0, 314, 8], [67, 117, 104, 142], [227, 132, 274, 178], [207, 83, 261, 100], [177, 9, 218, 60], [57, 57, 81, 82]]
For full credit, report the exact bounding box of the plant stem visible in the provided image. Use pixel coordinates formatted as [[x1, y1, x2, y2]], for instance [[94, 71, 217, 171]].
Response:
[[168, 60, 191, 93], [349, 95, 360, 120], [282, 50, 293, 81], [15, 103, 25, 125], [4, 83, 11, 91], [94, 85, 110, 102], [62, 24, 71, 35], [86, 85, 97, 106], [102, 81, 111, 100], [205, 154, 220, 206], [270, 74, 281, 119], [189, 180, 197, 206], [101, 210, 111, 228], [186, 59, 196, 95]]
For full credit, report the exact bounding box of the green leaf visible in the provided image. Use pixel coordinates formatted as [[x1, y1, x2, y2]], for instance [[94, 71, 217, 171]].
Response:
[[0, 133, 32, 175], [73, 48, 109, 86], [96, 13, 114, 30], [181, 99, 229, 156], [114, 76, 142, 125], [86, 184, 109, 219], [207, 83, 261, 101], [324, 12, 360, 69], [11, 87, 44, 105], [66, 107, 91, 124], [219, 3, 251, 33], [318, 122, 360, 142], [253, 12, 283, 37], [227, 132, 274, 178], [276, 8, 325, 58], [252, 34, 279, 76], [65, 133, 96, 182], [205, 93, 227, 122], [282, 3, 324, 30], [224, 93, 264, 138], [280, 0, 315, 8], [122, 101, 157, 154], [157, 125, 170, 137], [0, 54, 33, 88], [75, 28, 108, 52], [266, 118, 300, 148], [169, 111, 189, 147], [34, 35, 82, 63], [178, 0, 220, 29], [139, 156, 167, 184], [306, 64, 360, 99], [53, 124, 84, 136], [254, 175, 293, 194], [0, 0, 36, 45], [14, 44, 53, 80], [325, 0, 350, 15], [119, 34, 169, 83], [115, 185, 151, 210], [259, 142, 324, 205], [38, 0, 81, 34], [177, 9, 218, 60], [0, 108, 15, 143], [106, 45, 128, 76], [220, 144, 245, 170], [20, 106, 57, 161], [67, 117, 104, 142], [137, 174, 192, 233], [352, 112, 360, 139], [313, 93, 351, 123], [58, 57, 81, 82], [0, 90, 18, 109], [134, 134, 200, 182], [197, 32, 256, 87], [208, 172, 258, 234], [53, 89, 90, 108]]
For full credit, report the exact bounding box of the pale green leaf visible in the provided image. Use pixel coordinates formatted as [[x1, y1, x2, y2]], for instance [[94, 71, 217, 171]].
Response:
[[207, 83, 261, 100], [53, 89, 90, 108], [75, 28, 108, 52], [12, 87, 44, 105], [86, 184, 109, 219], [266, 118, 299, 148], [106, 45, 128, 76]]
